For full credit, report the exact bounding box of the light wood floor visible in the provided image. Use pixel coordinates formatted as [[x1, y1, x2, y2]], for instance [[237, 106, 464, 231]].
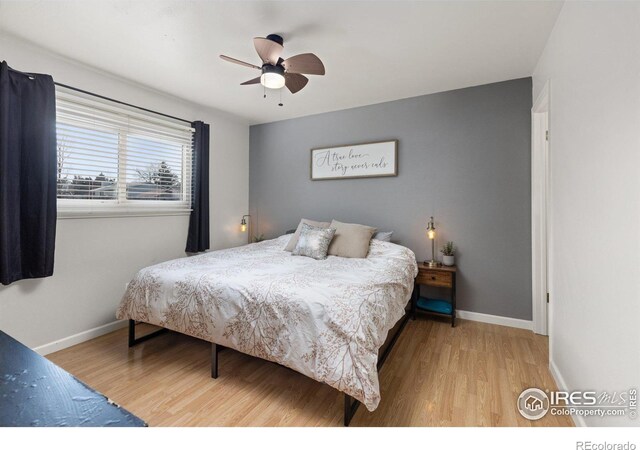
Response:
[[47, 317, 573, 427]]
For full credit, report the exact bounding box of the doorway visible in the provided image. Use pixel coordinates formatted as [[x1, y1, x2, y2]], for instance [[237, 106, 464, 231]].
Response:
[[531, 81, 550, 336]]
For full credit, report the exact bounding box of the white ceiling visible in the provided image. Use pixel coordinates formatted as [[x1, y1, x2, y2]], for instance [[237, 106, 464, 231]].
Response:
[[0, 1, 562, 124]]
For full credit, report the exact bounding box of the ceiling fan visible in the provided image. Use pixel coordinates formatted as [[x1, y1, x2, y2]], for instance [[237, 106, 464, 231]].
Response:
[[220, 34, 325, 95]]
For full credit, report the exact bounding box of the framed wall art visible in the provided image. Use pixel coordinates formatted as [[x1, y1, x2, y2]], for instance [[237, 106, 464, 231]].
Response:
[[310, 140, 398, 181]]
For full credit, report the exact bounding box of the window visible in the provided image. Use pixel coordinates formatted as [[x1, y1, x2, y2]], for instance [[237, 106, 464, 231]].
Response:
[[55, 88, 194, 217]]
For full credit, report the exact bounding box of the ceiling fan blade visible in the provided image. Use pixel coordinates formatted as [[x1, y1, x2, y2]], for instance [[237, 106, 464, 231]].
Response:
[[285, 73, 309, 94], [282, 53, 325, 75], [219, 55, 261, 70], [253, 37, 283, 65], [240, 77, 261, 85]]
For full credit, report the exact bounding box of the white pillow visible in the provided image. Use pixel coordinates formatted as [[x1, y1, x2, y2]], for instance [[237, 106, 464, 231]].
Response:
[[373, 231, 393, 242]]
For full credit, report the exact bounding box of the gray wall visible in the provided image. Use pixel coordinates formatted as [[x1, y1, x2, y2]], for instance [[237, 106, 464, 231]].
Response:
[[249, 78, 532, 320]]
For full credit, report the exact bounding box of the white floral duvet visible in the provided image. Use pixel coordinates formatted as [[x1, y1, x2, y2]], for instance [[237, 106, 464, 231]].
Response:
[[116, 235, 417, 411]]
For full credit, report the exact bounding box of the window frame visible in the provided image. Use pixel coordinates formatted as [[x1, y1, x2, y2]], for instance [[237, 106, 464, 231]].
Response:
[[55, 88, 194, 219]]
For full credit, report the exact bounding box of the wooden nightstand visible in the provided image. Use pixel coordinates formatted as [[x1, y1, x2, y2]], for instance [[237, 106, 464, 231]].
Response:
[[413, 264, 457, 327]]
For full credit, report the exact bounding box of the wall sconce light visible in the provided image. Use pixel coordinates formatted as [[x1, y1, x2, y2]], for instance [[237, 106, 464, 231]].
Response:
[[240, 215, 251, 244], [426, 216, 440, 267]]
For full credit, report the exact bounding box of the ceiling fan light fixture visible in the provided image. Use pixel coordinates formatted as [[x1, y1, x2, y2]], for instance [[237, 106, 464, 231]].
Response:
[[260, 64, 285, 89], [260, 72, 285, 89], [221, 34, 324, 96]]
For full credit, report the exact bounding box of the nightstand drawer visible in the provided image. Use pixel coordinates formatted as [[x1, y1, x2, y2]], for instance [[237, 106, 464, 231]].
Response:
[[416, 270, 452, 288]]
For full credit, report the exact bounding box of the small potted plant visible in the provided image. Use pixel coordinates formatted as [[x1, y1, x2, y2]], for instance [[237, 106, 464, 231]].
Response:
[[440, 241, 456, 266]]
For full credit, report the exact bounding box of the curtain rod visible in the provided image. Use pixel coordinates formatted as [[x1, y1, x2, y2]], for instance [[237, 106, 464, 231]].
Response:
[[5, 64, 193, 125], [54, 83, 193, 125]]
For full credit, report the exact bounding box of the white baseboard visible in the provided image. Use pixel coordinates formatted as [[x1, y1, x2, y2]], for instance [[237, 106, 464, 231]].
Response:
[[32, 310, 530, 356], [33, 319, 128, 356], [549, 359, 583, 427], [457, 309, 533, 330]]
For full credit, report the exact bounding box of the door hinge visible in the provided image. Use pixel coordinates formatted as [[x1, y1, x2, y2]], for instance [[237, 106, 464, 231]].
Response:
[[545, 130, 549, 141], [546, 292, 550, 303]]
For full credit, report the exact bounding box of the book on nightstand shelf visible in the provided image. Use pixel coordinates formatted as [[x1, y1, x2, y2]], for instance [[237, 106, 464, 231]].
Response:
[[417, 297, 453, 315]]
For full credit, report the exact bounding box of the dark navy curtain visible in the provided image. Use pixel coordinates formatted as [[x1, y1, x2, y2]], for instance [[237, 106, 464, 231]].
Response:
[[185, 121, 210, 253], [0, 61, 57, 285]]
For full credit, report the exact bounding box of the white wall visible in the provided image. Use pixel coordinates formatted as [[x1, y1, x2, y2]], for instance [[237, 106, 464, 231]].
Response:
[[533, 2, 640, 426], [0, 33, 250, 349]]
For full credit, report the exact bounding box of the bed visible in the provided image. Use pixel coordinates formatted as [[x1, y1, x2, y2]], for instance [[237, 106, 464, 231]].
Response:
[[116, 234, 418, 425]]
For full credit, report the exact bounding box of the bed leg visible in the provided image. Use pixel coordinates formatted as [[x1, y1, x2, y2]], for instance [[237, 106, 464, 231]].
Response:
[[344, 395, 351, 426], [127, 320, 167, 347], [211, 343, 219, 379], [411, 282, 418, 320], [128, 319, 135, 348], [344, 394, 360, 426]]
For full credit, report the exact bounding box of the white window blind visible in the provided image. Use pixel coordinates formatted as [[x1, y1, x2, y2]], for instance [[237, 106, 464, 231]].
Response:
[[55, 88, 194, 217]]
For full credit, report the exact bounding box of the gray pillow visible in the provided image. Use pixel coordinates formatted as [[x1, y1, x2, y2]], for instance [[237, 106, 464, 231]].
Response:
[[284, 218, 331, 252], [292, 223, 336, 260], [327, 220, 377, 258], [373, 231, 393, 242]]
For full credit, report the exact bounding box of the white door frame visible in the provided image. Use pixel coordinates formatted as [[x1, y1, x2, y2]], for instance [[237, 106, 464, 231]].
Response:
[[531, 81, 550, 336]]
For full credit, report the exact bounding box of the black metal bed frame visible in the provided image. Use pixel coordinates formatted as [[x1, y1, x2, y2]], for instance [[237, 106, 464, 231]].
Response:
[[128, 319, 167, 347], [128, 285, 416, 426]]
